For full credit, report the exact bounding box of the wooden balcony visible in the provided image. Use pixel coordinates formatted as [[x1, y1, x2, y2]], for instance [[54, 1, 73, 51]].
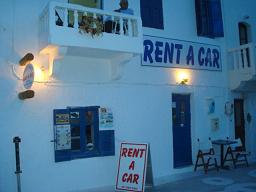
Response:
[[228, 43, 256, 91]]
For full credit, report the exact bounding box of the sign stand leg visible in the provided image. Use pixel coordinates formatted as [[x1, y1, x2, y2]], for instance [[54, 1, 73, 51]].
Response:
[[145, 145, 154, 192]]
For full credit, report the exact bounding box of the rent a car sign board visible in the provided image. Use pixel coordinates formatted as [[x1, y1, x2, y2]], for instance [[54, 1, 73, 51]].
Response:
[[142, 35, 222, 71], [116, 143, 148, 192]]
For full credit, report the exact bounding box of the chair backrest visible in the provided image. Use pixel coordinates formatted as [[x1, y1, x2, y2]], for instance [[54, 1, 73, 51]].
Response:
[[230, 138, 243, 150], [197, 138, 213, 152]]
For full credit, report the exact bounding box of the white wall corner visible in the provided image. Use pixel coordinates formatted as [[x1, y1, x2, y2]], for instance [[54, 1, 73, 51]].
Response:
[[110, 53, 134, 80]]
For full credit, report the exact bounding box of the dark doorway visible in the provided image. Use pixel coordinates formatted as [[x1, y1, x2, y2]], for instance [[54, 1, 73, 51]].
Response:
[[238, 22, 250, 67], [234, 99, 245, 147], [172, 94, 192, 168], [239, 23, 248, 45]]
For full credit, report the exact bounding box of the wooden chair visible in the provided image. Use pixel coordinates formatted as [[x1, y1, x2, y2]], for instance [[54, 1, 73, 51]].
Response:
[[194, 138, 219, 174], [223, 138, 250, 168]]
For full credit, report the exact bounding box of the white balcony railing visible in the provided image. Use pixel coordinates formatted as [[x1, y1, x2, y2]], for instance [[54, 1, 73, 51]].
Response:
[[229, 43, 255, 73], [39, 1, 143, 58], [228, 43, 256, 90]]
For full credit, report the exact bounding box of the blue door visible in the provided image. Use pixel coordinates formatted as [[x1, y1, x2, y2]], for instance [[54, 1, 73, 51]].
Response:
[[172, 94, 192, 168]]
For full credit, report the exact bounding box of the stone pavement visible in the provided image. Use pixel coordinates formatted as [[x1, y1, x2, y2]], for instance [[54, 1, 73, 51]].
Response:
[[154, 164, 256, 192], [86, 164, 256, 192]]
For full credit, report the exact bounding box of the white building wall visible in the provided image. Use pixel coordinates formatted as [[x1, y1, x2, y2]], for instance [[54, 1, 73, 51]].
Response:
[[222, 0, 256, 161], [223, 0, 256, 48], [244, 93, 256, 160], [0, 0, 255, 191]]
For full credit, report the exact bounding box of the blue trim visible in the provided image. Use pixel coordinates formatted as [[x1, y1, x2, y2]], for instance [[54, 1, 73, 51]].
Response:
[[54, 106, 115, 162]]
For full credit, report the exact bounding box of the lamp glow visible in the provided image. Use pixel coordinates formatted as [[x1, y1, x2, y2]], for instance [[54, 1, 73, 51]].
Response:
[[178, 72, 189, 85], [33, 65, 45, 82]]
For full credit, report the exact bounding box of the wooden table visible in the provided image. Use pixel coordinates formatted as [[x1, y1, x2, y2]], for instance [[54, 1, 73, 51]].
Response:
[[212, 139, 237, 168]]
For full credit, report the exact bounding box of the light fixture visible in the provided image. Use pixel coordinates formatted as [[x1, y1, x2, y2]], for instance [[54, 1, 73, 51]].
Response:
[[180, 78, 188, 85], [33, 65, 45, 82], [19, 53, 34, 66], [18, 53, 35, 100], [177, 72, 189, 85], [243, 15, 250, 20], [18, 90, 35, 100]]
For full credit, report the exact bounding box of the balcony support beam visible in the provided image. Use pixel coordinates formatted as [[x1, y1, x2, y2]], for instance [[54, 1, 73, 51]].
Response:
[[111, 53, 134, 80]]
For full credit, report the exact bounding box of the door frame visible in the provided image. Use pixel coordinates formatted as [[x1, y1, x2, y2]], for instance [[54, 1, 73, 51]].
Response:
[[172, 93, 192, 168], [234, 99, 246, 147]]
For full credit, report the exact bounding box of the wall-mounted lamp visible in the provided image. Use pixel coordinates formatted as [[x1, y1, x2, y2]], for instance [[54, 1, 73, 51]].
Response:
[[180, 78, 188, 85], [177, 72, 189, 85], [243, 15, 250, 20], [18, 53, 35, 100], [19, 53, 34, 66], [247, 113, 252, 123], [33, 65, 45, 82], [18, 90, 35, 100]]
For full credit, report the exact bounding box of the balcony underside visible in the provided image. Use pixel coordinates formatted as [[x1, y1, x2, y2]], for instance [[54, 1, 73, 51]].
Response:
[[40, 29, 142, 60], [230, 74, 256, 92]]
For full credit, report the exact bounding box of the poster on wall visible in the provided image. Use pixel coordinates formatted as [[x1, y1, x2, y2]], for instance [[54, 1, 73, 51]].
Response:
[[99, 107, 113, 129]]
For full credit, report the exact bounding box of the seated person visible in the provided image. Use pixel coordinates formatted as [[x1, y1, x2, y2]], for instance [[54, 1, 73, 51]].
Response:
[[115, 0, 134, 15], [104, 0, 134, 33]]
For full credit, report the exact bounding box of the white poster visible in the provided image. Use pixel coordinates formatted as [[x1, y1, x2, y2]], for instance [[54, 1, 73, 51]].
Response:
[[99, 107, 113, 129]]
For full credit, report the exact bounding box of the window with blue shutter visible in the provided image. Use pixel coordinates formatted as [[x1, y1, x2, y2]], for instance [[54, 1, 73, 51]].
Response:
[[195, 0, 224, 38], [140, 0, 164, 29], [53, 106, 115, 162]]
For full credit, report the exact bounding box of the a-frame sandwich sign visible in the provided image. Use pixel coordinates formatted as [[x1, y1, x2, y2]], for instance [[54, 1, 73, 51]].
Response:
[[116, 142, 154, 192]]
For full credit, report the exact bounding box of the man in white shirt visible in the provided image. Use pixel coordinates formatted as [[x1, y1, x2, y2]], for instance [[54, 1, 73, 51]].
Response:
[[115, 0, 134, 15], [104, 0, 134, 33]]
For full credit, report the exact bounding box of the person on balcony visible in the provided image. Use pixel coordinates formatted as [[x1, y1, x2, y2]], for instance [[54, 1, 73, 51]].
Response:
[[115, 0, 134, 15], [104, 0, 134, 33]]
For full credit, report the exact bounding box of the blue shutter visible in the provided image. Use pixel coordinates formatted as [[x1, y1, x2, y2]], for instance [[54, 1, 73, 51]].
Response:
[[53, 109, 71, 162], [195, 0, 210, 36], [140, 0, 164, 29], [99, 130, 115, 156], [195, 0, 223, 38], [208, 0, 224, 37]]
